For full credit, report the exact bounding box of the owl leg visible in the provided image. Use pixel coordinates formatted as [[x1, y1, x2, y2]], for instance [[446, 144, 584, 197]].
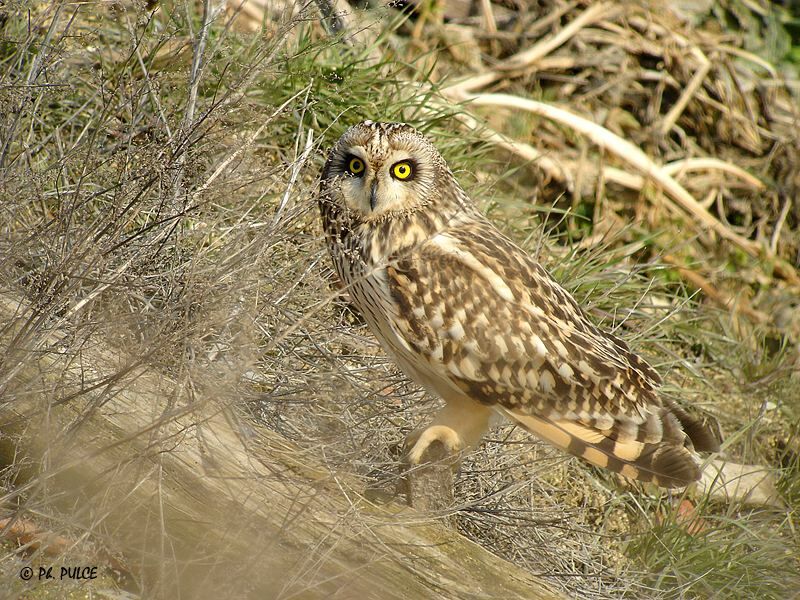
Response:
[[405, 395, 493, 465]]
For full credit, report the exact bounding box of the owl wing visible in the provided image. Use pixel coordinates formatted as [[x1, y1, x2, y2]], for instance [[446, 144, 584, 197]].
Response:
[[385, 220, 718, 487]]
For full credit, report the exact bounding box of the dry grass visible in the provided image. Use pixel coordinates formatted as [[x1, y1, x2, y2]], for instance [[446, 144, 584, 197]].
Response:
[[1, 1, 799, 598]]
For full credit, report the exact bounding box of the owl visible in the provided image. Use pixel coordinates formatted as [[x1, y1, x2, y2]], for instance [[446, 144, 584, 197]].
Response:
[[318, 120, 719, 488]]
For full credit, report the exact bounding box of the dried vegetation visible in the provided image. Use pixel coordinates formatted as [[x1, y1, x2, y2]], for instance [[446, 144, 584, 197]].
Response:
[[1, 0, 799, 598]]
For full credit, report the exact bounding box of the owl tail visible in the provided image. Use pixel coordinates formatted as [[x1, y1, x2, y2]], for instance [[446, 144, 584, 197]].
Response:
[[500, 406, 718, 488]]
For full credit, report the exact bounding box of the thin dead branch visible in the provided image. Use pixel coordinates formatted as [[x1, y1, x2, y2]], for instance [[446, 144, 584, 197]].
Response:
[[658, 47, 712, 136]]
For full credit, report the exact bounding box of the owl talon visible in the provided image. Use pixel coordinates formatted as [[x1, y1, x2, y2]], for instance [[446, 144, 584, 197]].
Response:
[[405, 425, 464, 466]]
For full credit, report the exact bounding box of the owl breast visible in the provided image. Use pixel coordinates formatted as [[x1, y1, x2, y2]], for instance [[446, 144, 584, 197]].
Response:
[[327, 218, 461, 402]]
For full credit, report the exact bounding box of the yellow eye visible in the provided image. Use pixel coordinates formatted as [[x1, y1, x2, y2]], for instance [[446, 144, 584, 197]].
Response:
[[347, 157, 365, 175], [392, 161, 413, 180]]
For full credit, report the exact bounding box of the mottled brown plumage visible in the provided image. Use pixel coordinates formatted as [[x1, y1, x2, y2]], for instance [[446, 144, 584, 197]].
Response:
[[319, 121, 719, 488]]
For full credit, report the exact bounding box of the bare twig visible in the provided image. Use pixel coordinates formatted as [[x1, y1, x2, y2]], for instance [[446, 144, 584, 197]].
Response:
[[0, 293, 565, 600], [125, 11, 174, 142], [770, 195, 792, 254], [716, 44, 778, 77], [479, 0, 497, 34], [0, 5, 69, 169], [172, 0, 226, 211], [195, 88, 308, 197], [602, 158, 764, 195], [659, 47, 712, 136], [184, 0, 220, 132], [276, 125, 315, 226], [662, 158, 764, 188]]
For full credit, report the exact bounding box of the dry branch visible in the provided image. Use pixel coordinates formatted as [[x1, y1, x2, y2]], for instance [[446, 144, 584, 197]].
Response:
[[658, 47, 712, 136]]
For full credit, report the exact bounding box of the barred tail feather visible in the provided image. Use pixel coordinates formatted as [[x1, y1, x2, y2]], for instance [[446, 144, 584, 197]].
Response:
[[663, 398, 721, 453], [501, 409, 704, 488]]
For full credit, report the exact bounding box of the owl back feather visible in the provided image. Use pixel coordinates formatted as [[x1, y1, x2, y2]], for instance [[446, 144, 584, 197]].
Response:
[[381, 225, 720, 488]]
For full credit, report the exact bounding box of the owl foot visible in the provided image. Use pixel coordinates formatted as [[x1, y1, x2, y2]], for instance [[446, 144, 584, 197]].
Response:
[[402, 426, 461, 513], [405, 425, 464, 466]]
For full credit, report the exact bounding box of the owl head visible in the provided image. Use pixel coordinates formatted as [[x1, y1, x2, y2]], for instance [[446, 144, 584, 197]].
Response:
[[320, 121, 451, 221]]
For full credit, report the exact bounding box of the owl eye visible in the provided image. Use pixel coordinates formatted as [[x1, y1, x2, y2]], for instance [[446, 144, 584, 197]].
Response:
[[346, 156, 365, 176], [391, 161, 414, 180]]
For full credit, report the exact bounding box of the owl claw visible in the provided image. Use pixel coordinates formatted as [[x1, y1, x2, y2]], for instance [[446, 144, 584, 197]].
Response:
[[405, 425, 465, 465]]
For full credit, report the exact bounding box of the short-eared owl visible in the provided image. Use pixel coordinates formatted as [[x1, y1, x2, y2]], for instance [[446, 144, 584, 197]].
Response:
[[318, 120, 719, 488]]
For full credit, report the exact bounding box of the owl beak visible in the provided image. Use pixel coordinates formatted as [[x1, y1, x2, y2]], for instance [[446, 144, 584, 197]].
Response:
[[369, 180, 379, 211]]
